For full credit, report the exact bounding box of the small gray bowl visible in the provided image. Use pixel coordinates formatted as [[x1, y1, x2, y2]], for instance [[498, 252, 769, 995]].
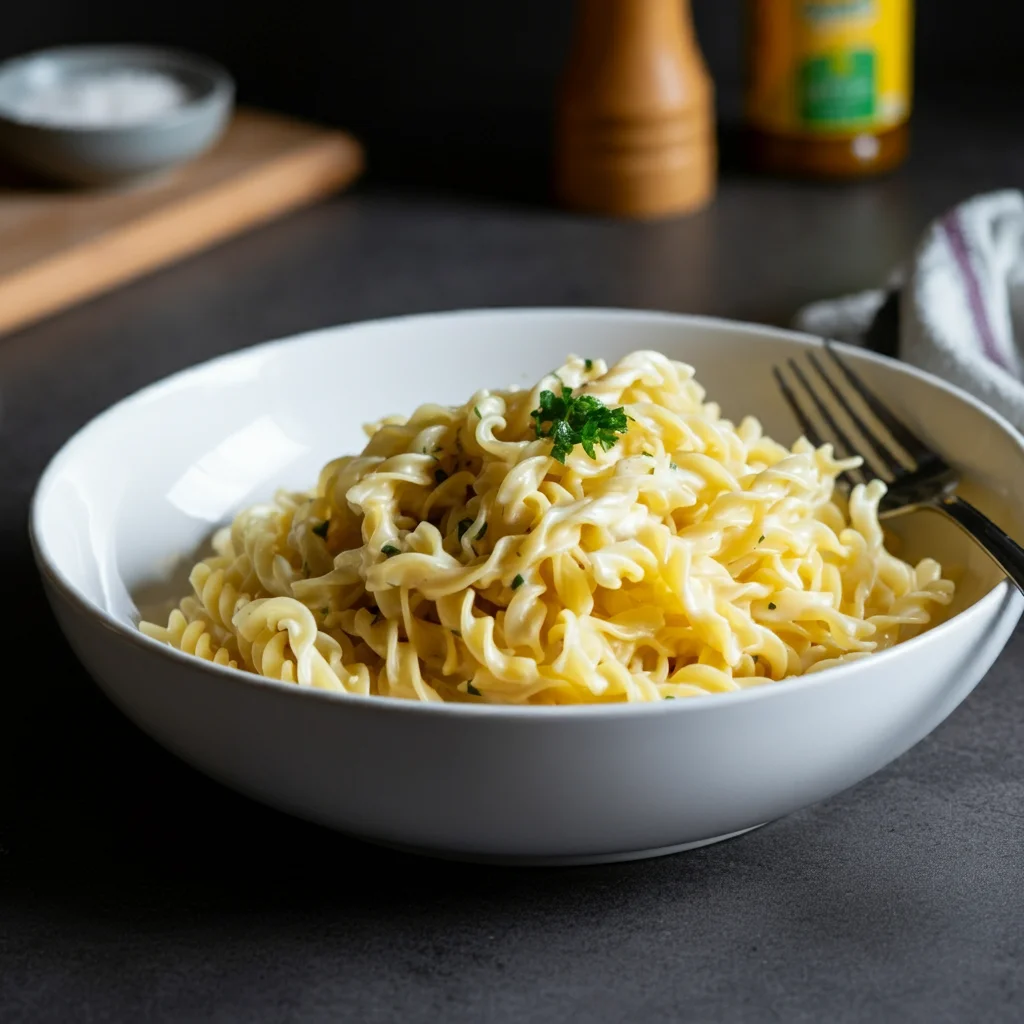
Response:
[[0, 44, 234, 187]]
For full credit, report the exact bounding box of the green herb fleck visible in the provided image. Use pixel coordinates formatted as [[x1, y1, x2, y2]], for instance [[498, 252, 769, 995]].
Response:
[[642, 451, 654, 458], [511, 574, 524, 590], [758, 535, 765, 544], [435, 468, 448, 484], [768, 602, 777, 610], [670, 461, 678, 470], [664, 695, 676, 700], [474, 406, 482, 419], [466, 682, 482, 696], [312, 520, 329, 539], [530, 386, 629, 463], [457, 518, 474, 541], [475, 522, 488, 541], [584, 358, 593, 371], [382, 544, 401, 558]]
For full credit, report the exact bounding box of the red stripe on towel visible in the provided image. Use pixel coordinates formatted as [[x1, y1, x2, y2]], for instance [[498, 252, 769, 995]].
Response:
[[941, 211, 1011, 372]]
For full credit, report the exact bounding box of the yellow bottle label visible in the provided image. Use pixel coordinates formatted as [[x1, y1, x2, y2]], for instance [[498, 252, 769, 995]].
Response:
[[748, 0, 912, 137]]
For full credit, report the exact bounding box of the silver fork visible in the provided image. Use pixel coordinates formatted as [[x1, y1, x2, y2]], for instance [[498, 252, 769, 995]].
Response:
[[773, 342, 1024, 595]]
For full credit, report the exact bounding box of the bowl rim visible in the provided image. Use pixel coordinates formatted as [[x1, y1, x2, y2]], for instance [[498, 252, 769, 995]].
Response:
[[0, 43, 234, 134], [29, 306, 1024, 720]]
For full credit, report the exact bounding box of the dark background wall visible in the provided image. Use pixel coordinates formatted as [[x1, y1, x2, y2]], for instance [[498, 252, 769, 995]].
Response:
[[2, 1, 1021, 187]]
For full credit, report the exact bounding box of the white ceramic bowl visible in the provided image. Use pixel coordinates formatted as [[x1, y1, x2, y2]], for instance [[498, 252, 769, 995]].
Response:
[[30, 310, 1024, 864]]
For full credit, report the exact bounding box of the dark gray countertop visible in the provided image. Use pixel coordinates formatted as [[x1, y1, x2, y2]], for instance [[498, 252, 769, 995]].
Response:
[[3, 111, 1024, 1024]]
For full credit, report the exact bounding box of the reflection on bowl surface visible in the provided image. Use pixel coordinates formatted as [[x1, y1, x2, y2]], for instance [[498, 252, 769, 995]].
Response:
[[30, 309, 1024, 863]]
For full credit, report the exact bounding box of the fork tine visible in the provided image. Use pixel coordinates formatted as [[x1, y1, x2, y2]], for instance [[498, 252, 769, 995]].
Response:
[[773, 365, 865, 487], [772, 366, 824, 446], [823, 342, 937, 464], [806, 351, 907, 478], [787, 359, 878, 481]]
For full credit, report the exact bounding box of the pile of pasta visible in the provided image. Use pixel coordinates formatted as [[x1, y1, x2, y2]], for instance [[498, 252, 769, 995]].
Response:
[[141, 351, 954, 703]]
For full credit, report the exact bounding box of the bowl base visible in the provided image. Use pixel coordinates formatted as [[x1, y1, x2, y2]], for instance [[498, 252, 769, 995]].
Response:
[[367, 824, 766, 866]]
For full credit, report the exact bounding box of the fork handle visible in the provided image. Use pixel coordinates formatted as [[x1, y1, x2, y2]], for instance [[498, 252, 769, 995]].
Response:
[[933, 496, 1024, 595]]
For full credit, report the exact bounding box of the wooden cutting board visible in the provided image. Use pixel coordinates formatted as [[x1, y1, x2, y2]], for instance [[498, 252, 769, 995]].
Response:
[[0, 108, 364, 336]]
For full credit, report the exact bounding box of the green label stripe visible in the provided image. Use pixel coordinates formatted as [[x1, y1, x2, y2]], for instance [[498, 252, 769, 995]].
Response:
[[800, 50, 877, 125]]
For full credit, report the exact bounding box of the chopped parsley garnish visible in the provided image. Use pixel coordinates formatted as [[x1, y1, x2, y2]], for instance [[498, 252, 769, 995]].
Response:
[[435, 468, 448, 484], [670, 462, 678, 470], [466, 682, 482, 696], [530, 386, 629, 463], [584, 358, 593, 371], [768, 602, 777, 610], [664, 695, 676, 700], [474, 406, 482, 419], [475, 522, 488, 541], [758, 535, 765, 543], [311, 520, 329, 539], [511, 573, 524, 590], [642, 451, 654, 458], [457, 518, 474, 541], [382, 544, 401, 558]]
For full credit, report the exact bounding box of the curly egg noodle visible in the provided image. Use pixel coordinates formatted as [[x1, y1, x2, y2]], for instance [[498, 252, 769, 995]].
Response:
[[140, 351, 954, 704]]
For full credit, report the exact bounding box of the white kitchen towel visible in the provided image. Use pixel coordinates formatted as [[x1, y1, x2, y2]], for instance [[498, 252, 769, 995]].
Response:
[[794, 189, 1024, 435]]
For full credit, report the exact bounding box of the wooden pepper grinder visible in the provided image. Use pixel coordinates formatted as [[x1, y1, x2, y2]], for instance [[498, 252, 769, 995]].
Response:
[[555, 0, 716, 219]]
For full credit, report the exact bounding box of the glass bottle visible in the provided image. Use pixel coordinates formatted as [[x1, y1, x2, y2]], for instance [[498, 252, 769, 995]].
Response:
[[747, 0, 914, 179]]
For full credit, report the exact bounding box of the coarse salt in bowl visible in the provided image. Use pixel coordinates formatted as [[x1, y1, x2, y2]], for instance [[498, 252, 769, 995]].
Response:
[[0, 44, 234, 185], [2, 68, 191, 128]]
